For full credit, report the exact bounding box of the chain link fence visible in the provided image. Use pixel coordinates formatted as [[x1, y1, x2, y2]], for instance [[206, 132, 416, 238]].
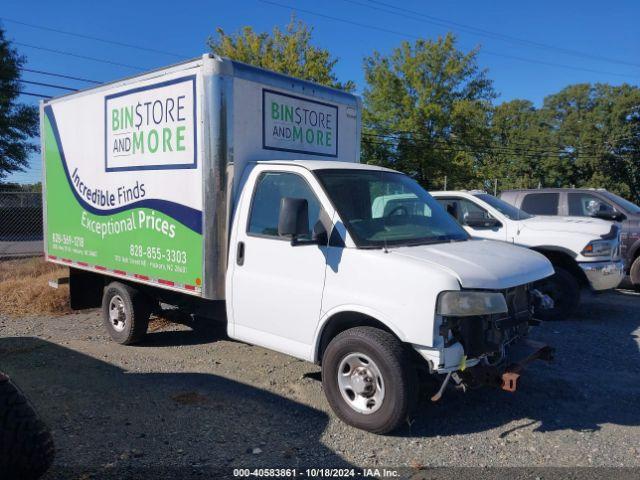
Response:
[[0, 191, 44, 259]]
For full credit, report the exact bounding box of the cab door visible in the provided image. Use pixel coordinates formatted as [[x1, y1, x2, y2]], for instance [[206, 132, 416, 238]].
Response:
[[228, 166, 332, 361]]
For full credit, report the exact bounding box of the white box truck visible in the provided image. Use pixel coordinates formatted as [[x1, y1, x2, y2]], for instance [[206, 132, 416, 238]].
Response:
[[42, 55, 555, 433]]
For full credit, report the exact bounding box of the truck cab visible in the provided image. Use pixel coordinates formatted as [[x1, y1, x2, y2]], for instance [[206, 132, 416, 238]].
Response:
[[225, 163, 555, 432], [432, 190, 624, 320], [501, 188, 640, 288]]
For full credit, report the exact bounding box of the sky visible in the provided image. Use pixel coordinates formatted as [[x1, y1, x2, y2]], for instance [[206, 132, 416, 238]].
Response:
[[2, 0, 639, 184]]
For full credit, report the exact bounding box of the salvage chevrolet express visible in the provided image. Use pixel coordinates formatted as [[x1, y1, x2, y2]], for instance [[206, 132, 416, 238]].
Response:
[[42, 55, 555, 433]]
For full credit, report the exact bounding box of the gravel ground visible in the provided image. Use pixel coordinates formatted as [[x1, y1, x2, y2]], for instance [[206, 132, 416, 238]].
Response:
[[1, 289, 639, 479]]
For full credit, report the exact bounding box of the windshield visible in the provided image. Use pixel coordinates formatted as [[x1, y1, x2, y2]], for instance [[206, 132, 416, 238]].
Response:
[[474, 193, 533, 220], [315, 169, 469, 248], [600, 191, 640, 214]]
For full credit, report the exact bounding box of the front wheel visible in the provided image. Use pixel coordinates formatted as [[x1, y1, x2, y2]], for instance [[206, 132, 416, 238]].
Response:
[[321, 327, 416, 434], [533, 266, 580, 321]]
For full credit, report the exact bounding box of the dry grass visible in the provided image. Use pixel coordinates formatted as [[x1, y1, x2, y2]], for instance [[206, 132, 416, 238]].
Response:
[[0, 257, 71, 316]]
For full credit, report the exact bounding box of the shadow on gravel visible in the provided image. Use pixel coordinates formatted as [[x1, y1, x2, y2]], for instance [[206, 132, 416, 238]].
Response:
[[399, 290, 640, 438], [0, 337, 352, 479], [143, 310, 230, 348]]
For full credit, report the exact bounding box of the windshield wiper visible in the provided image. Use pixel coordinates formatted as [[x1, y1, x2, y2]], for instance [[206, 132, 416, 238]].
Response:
[[403, 236, 468, 247]]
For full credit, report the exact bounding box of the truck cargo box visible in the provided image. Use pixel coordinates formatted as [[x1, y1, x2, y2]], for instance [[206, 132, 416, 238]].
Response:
[[42, 55, 361, 299]]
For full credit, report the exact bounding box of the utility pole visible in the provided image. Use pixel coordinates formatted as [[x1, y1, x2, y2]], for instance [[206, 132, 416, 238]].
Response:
[[444, 176, 447, 190], [494, 179, 498, 196]]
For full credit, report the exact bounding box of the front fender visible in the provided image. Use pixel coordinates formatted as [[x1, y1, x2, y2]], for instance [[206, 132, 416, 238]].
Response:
[[313, 305, 407, 363]]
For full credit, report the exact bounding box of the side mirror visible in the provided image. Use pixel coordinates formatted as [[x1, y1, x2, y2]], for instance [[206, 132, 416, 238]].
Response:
[[278, 197, 310, 245], [613, 212, 627, 222], [592, 210, 626, 222], [464, 211, 501, 229]]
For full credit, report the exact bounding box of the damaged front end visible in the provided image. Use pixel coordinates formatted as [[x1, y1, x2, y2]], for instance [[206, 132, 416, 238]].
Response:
[[430, 285, 554, 398]]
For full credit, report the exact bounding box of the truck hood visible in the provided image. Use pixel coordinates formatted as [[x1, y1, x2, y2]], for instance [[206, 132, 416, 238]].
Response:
[[520, 215, 612, 236], [390, 239, 553, 290]]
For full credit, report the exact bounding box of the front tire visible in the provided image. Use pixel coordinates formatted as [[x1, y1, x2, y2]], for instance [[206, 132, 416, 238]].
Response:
[[101, 282, 151, 345], [533, 266, 580, 321], [321, 327, 416, 434]]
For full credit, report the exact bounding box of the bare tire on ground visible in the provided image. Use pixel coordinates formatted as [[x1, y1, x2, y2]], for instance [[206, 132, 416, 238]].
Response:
[[321, 327, 417, 434], [533, 266, 580, 321], [0, 373, 55, 480], [101, 282, 151, 345]]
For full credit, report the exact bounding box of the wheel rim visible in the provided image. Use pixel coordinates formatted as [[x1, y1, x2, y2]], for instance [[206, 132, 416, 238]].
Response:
[[337, 353, 385, 414], [108, 295, 127, 332]]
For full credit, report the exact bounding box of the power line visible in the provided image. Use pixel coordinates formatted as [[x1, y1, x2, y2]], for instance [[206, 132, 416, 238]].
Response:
[[363, 132, 617, 160], [351, 0, 640, 69], [259, 0, 638, 79], [363, 137, 611, 162], [365, 132, 608, 158], [367, 119, 640, 149], [20, 79, 78, 92], [13, 42, 145, 71], [1, 17, 187, 59], [363, 129, 637, 154], [20, 68, 102, 84], [0, 87, 51, 99]]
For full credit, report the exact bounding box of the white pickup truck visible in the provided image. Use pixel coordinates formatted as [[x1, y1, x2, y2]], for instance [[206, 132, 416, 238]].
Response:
[[432, 191, 624, 320], [42, 55, 555, 433]]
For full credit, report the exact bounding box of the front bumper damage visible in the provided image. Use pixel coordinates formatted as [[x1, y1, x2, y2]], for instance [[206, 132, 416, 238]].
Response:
[[423, 337, 555, 401], [415, 284, 555, 400], [458, 338, 554, 393]]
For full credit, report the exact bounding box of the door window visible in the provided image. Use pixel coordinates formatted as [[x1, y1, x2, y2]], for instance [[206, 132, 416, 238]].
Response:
[[436, 198, 493, 226], [248, 172, 321, 240], [568, 192, 614, 217], [521, 193, 559, 215]]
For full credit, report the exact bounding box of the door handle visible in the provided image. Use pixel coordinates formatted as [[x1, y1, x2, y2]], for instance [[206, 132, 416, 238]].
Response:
[[236, 241, 245, 266]]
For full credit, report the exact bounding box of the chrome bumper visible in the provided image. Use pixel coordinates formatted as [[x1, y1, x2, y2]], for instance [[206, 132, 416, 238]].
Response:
[[579, 260, 624, 291]]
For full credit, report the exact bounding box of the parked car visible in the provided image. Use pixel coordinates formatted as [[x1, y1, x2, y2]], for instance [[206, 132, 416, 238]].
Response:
[[500, 188, 640, 289], [431, 191, 624, 320]]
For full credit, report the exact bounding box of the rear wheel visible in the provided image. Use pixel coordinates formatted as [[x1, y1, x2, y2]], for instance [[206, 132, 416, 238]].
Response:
[[321, 327, 416, 434], [533, 266, 580, 321], [101, 282, 151, 344], [0, 373, 55, 480]]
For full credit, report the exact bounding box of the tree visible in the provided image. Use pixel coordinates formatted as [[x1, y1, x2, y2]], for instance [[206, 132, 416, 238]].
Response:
[[361, 33, 496, 189], [540, 83, 640, 201], [0, 27, 38, 180], [208, 17, 354, 91], [484, 99, 556, 189]]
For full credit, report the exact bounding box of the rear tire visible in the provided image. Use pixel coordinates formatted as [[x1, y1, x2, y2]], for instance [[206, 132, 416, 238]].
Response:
[[101, 282, 151, 345], [0, 373, 55, 480], [533, 266, 580, 321], [321, 327, 416, 434]]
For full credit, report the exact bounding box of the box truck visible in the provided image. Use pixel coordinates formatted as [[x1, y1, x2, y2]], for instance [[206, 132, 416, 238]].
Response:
[[42, 55, 555, 433]]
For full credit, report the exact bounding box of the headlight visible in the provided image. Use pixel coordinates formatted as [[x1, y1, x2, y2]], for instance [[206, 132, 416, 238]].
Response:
[[437, 291, 508, 317], [581, 239, 614, 257]]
